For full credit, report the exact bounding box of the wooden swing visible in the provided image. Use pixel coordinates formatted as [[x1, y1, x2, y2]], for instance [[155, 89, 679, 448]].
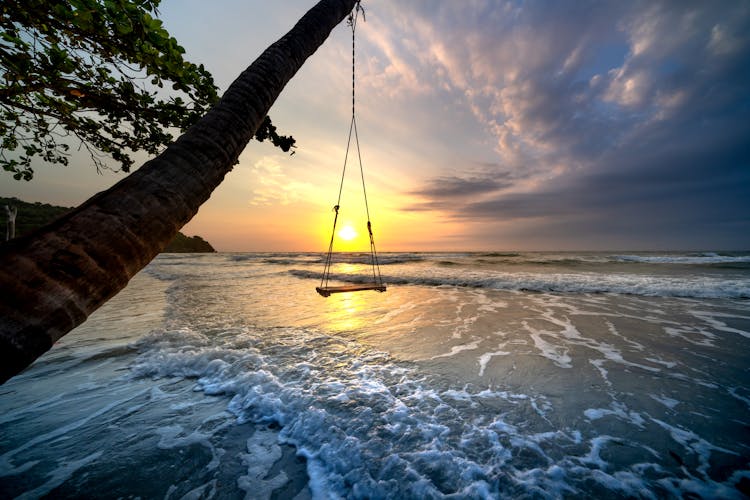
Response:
[[317, 3, 385, 298]]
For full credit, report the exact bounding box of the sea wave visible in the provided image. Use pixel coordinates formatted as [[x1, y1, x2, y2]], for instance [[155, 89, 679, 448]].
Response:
[[226, 253, 426, 266], [476, 252, 522, 258], [467, 252, 750, 267], [227, 253, 312, 264], [321, 253, 425, 265], [289, 269, 750, 299], [128, 324, 747, 499], [614, 253, 750, 265], [129, 327, 551, 497]]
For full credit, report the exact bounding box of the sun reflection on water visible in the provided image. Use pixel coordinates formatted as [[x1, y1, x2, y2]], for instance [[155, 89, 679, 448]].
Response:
[[337, 262, 361, 275], [323, 289, 369, 333]]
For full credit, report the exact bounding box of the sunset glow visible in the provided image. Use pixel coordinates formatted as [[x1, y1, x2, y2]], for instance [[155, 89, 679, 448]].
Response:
[[1, 2, 747, 497], [338, 225, 357, 241], [3, 1, 747, 251]]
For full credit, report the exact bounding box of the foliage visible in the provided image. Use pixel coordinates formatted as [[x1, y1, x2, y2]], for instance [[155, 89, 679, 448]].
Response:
[[0, 0, 294, 181], [163, 232, 215, 253], [0, 196, 71, 236], [0, 196, 215, 251]]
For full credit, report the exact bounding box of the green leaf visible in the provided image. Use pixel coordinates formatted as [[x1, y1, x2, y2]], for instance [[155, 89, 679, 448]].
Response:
[[1, 0, 292, 183]]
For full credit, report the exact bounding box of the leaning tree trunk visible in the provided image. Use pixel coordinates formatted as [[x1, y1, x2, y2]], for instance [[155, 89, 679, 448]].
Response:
[[0, 0, 358, 384]]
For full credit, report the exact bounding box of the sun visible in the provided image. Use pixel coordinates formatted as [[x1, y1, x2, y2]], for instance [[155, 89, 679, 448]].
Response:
[[338, 225, 357, 241]]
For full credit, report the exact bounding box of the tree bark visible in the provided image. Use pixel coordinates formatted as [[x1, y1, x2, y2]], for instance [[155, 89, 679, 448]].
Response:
[[0, 0, 358, 384]]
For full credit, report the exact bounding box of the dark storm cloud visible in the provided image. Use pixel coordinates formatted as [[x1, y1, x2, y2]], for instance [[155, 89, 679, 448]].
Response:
[[395, 0, 750, 248], [409, 174, 511, 198]]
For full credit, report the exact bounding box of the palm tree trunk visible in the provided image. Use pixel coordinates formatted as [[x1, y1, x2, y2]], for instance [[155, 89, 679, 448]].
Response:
[[0, 0, 358, 384]]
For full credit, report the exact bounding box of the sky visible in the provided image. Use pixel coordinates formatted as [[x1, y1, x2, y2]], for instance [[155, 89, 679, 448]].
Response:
[[2, 0, 749, 251]]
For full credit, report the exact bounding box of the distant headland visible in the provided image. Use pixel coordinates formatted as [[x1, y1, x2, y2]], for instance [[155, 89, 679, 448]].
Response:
[[1, 197, 215, 253]]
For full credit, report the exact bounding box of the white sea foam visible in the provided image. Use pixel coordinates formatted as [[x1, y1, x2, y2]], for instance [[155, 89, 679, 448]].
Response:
[[289, 268, 750, 299], [173, 480, 218, 500], [652, 418, 738, 478], [14, 451, 103, 500], [584, 402, 646, 429], [0, 393, 66, 425], [477, 344, 511, 376], [727, 387, 750, 410], [615, 253, 750, 264], [689, 310, 750, 339], [664, 326, 717, 347], [124, 256, 750, 497], [129, 328, 595, 497], [237, 428, 289, 500], [589, 468, 660, 500], [513, 464, 579, 498], [605, 320, 646, 351], [3, 252, 748, 499], [650, 394, 681, 409], [156, 423, 225, 472], [589, 359, 611, 385], [531, 305, 664, 377], [117, 257, 750, 499], [523, 320, 573, 368], [645, 357, 678, 369], [429, 339, 482, 360], [0, 388, 151, 476]]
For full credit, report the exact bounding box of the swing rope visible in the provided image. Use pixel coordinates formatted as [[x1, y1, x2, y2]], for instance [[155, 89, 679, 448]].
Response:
[[319, 2, 384, 293]]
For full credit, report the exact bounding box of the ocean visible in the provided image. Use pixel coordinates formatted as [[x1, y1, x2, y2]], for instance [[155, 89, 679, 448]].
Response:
[[1, 251, 749, 499]]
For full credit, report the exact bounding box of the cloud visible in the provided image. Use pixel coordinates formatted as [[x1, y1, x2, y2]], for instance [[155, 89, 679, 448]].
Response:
[[247, 157, 315, 207], [410, 174, 511, 198], [359, 13, 433, 96], [368, 0, 750, 247]]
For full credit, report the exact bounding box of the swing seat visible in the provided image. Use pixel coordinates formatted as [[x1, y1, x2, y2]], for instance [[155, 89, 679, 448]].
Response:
[[317, 10, 385, 300], [316, 284, 387, 297]]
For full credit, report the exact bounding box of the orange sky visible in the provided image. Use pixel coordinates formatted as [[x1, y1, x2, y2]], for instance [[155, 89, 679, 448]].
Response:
[[3, 1, 748, 251]]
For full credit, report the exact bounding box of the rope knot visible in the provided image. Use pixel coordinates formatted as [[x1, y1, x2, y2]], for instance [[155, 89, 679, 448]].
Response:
[[347, 1, 365, 28]]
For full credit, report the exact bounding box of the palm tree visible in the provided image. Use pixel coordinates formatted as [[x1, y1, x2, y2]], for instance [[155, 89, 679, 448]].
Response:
[[0, 0, 359, 384]]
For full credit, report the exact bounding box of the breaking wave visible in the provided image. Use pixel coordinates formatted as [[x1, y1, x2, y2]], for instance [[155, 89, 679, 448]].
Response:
[[289, 269, 750, 299]]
